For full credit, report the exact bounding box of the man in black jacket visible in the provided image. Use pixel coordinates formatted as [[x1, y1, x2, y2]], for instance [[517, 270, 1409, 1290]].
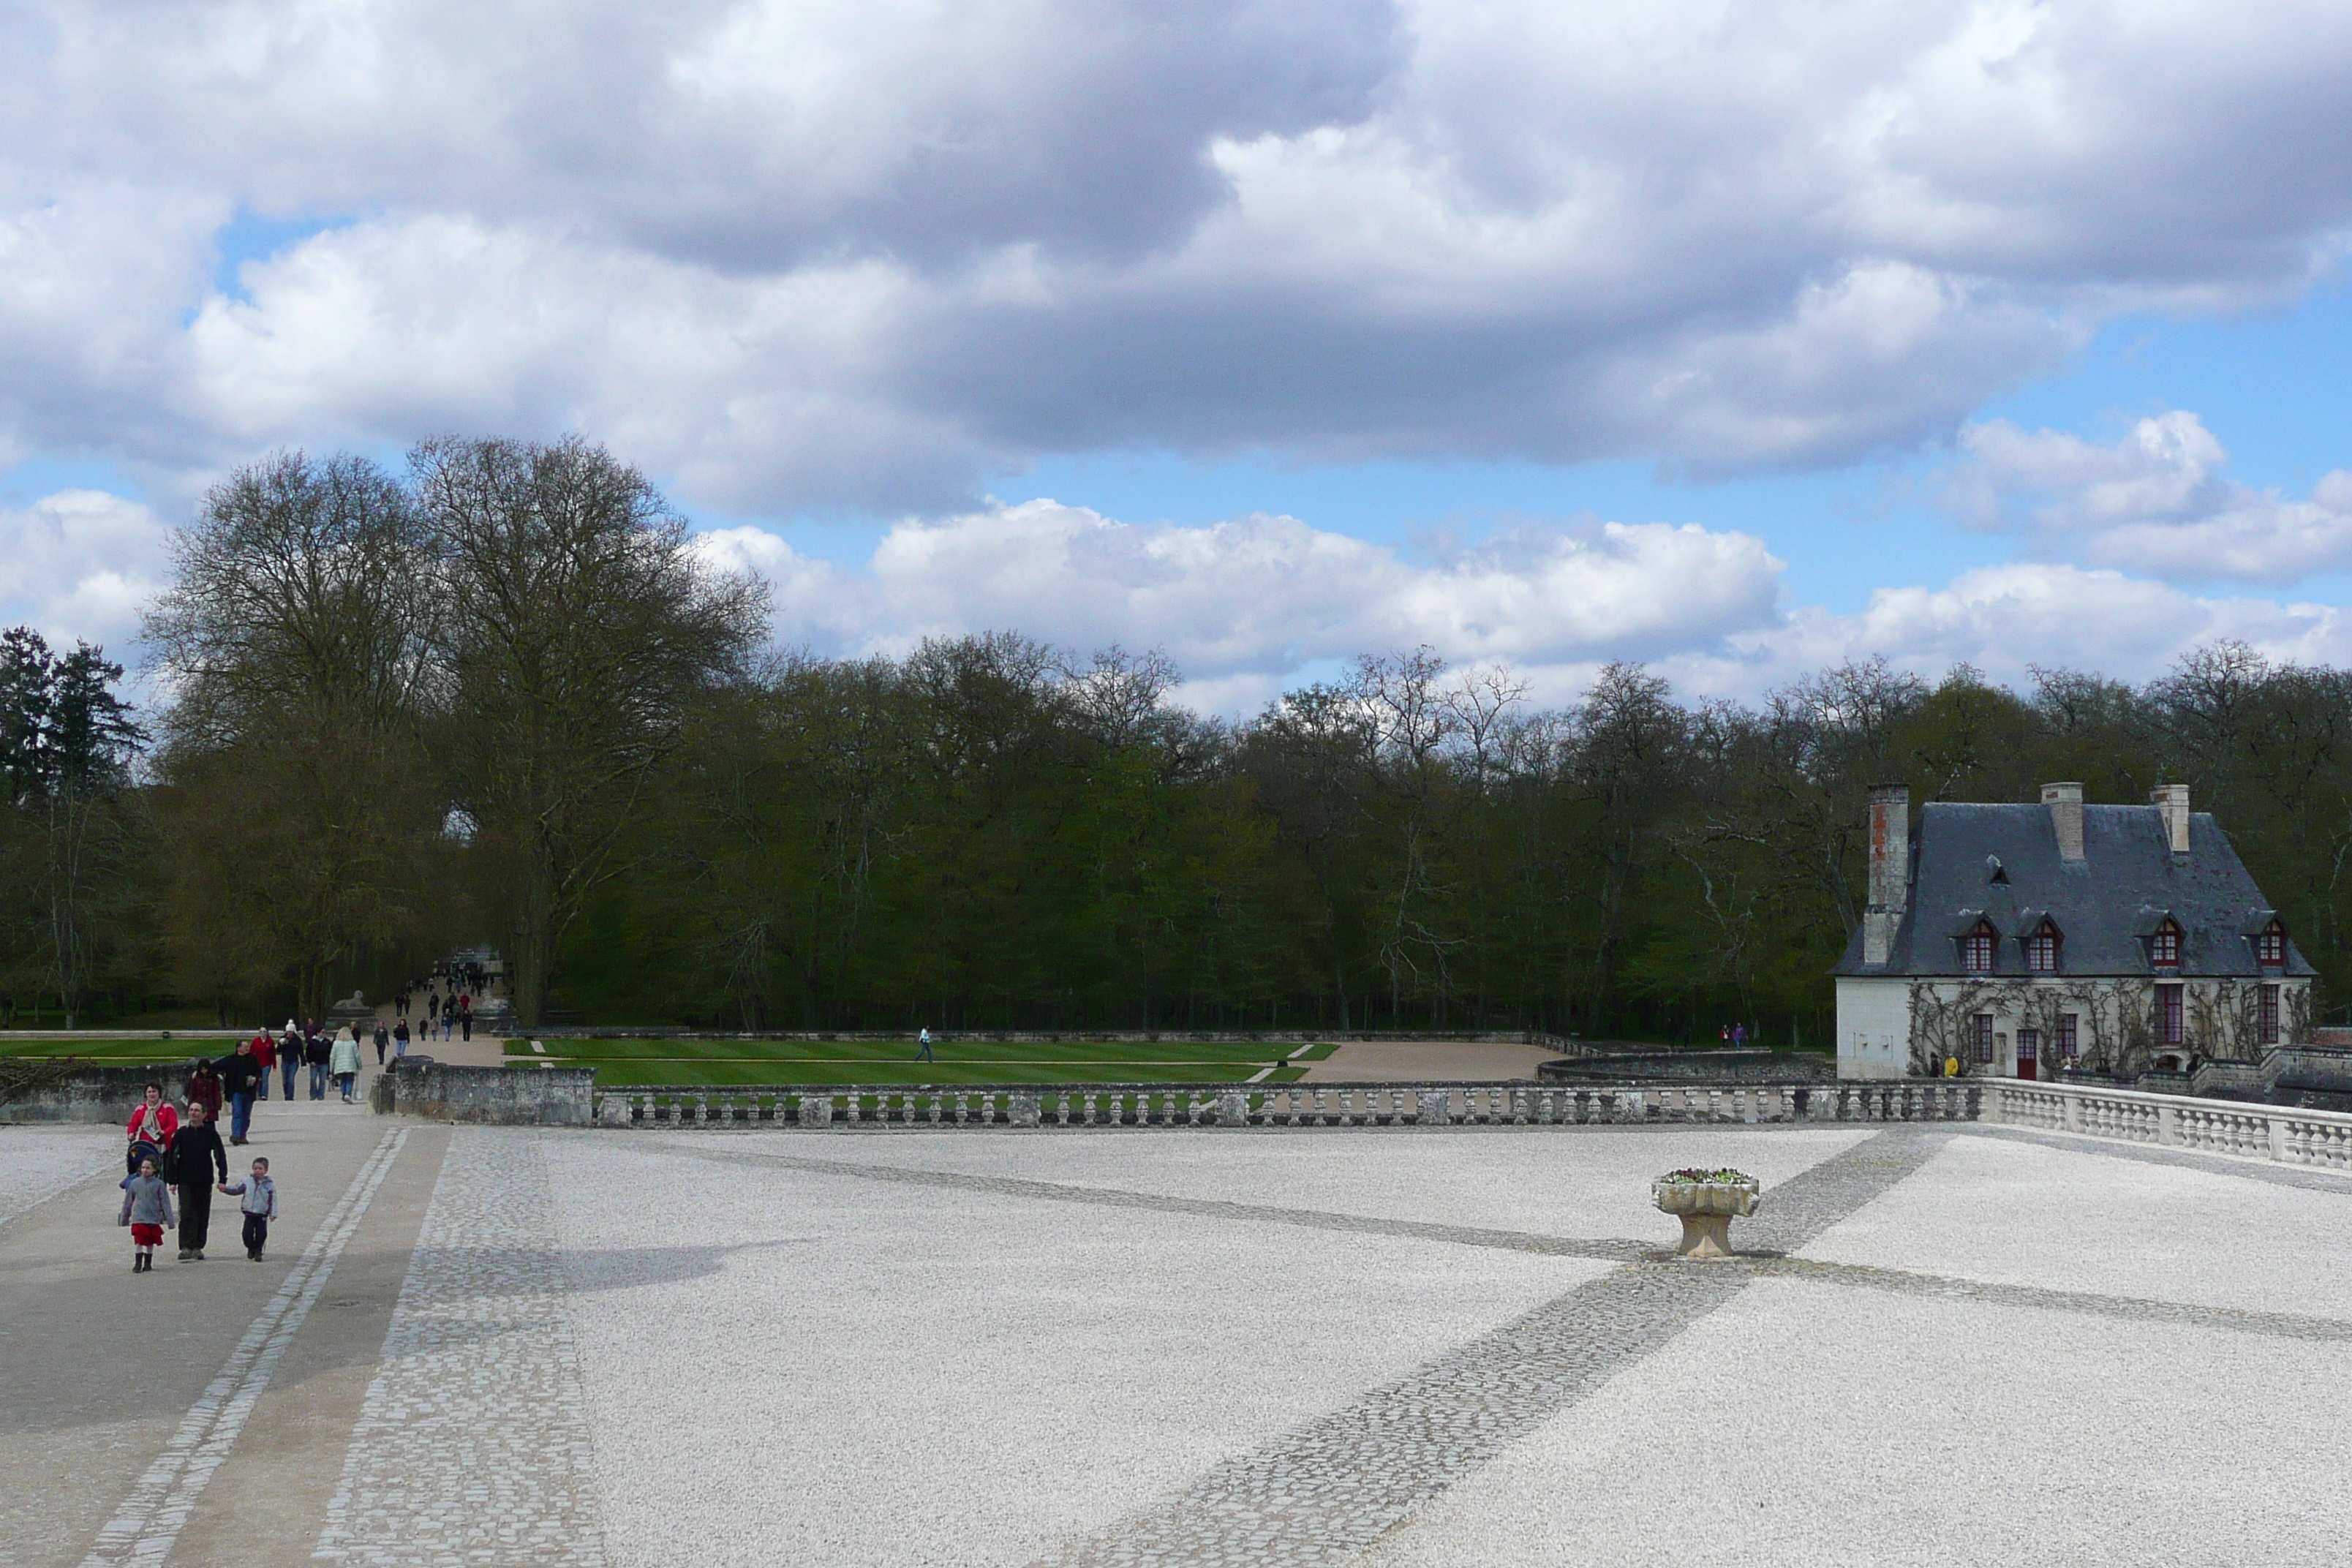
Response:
[[215, 1039, 265, 1145], [166, 1102, 230, 1260], [304, 1029, 331, 1100]]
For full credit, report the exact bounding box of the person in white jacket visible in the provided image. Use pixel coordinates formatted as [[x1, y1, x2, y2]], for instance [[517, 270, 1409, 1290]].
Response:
[[329, 1027, 364, 1103]]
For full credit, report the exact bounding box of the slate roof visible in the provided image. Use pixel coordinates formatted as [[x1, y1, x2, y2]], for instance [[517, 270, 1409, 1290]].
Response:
[[1833, 802, 2314, 979]]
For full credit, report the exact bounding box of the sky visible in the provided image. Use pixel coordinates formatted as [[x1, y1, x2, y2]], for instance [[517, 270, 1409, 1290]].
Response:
[[5, 0, 2352, 715]]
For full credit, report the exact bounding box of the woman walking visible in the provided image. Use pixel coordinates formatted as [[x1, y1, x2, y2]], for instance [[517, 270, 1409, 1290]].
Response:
[[184, 1059, 224, 1127], [126, 1083, 177, 1176], [330, 1025, 363, 1103], [118, 1156, 173, 1273], [393, 1017, 410, 1058], [165, 1102, 229, 1260]]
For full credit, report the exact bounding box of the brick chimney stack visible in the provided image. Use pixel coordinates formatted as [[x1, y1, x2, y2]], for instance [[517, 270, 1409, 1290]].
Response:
[[1863, 784, 1909, 966], [2150, 783, 2190, 854], [2042, 782, 2085, 862]]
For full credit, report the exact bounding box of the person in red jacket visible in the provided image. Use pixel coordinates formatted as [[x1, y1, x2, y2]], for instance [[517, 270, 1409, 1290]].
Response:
[[127, 1084, 178, 1176], [184, 1060, 225, 1126], [251, 1031, 276, 1100]]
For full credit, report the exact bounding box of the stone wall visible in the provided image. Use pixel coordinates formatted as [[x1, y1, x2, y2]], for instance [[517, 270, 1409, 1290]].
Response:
[[382, 1060, 596, 1126], [1537, 1049, 1834, 1085], [0, 1060, 199, 1123]]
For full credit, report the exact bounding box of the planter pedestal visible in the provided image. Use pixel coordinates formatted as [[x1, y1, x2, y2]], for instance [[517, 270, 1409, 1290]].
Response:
[[1673, 1212, 1735, 1258], [1653, 1179, 1760, 1259]]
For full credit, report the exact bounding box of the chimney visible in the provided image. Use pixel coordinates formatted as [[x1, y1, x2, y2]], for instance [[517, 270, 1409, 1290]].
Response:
[[2150, 783, 2190, 854], [1863, 784, 1909, 966], [2042, 783, 2085, 862]]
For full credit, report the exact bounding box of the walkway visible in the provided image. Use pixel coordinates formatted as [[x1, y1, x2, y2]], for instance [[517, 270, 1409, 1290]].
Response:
[[1, 1110, 2347, 1566]]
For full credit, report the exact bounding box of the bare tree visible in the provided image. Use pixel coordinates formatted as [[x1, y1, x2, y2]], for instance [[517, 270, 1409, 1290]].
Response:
[[144, 452, 441, 1019], [412, 436, 769, 1025]]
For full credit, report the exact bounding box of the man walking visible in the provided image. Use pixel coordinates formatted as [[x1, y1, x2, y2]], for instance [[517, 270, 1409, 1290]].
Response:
[[916, 1027, 934, 1063], [252, 1029, 275, 1100], [306, 1028, 331, 1100], [216, 1037, 263, 1146], [280, 1022, 303, 1098], [165, 1102, 230, 1260]]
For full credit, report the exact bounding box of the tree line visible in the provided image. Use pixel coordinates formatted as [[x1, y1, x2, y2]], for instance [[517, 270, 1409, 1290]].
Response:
[[5, 438, 2351, 1037]]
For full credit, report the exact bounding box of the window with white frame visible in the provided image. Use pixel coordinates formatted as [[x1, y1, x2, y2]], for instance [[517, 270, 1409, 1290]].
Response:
[[1963, 921, 1997, 973], [2026, 920, 2061, 973]]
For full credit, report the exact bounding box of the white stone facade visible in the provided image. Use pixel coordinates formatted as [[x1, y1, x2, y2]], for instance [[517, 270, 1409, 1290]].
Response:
[[1838, 974, 2315, 1080], [1836, 978, 1912, 1080]]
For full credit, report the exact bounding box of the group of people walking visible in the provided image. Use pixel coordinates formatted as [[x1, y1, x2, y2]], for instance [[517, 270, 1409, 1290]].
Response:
[[391, 981, 475, 1042], [118, 1080, 281, 1269]]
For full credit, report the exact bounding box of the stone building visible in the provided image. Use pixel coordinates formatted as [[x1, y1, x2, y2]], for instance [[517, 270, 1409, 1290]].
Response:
[[1833, 783, 2315, 1080]]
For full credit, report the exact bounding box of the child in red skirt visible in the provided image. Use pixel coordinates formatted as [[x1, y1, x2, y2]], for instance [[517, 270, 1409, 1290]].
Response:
[[118, 1155, 176, 1273]]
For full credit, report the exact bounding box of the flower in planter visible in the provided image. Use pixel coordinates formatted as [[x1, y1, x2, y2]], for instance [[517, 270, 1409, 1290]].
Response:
[[1656, 1167, 1756, 1185]]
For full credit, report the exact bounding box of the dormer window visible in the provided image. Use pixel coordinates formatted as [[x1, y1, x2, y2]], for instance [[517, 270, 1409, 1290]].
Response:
[[2150, 918, 2182, 968], [2026, 920, 2062, 974], [2258, 921, 2286, 967], [1963, 920, 1997, 973]]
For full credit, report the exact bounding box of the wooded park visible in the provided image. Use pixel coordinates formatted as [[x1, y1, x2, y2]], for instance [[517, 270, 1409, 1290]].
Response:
[[6, 437, 2350, 1042]]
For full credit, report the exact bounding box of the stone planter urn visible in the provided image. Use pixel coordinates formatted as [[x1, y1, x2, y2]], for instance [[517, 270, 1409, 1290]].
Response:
[[1653, 1171, 1761, 1259]]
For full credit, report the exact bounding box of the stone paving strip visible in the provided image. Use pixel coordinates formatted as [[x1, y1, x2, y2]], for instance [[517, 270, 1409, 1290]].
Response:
[[76, 1128, 408, 1568], [687, 1132, 2352, 1350], [312, 1130, 606, 1568], [1024, 1131, 1945, 1567], [659, 1139, 1651, 1262]]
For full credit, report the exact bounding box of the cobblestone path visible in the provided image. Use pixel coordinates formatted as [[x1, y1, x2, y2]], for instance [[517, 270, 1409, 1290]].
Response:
[[312, 1131, 606, 1567], [1026, 1131, 1945, 1568]]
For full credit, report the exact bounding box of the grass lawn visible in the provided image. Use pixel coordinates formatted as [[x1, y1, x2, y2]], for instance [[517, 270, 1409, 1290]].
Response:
[[0, 1037, 233, 1061], [504, 1036, 1335, 1086]]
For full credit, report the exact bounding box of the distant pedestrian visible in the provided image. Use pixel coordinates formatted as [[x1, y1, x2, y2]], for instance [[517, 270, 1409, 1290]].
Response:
[[280, 1024, 303, 1097], [372, 1020, 389, 1066], [440, 1008, 453, 1042], [252, 1030, 275, 1100], [458, 1003, 472, 1042], [916, 1027, 934, 1063], [330, 1028, 362, 1102], [1733, 1023, 1747, 1049], [126, 1083, 178, 1176], [165, 1102, 229, 1260], [426, 992, 441, 1028], [395, 989, 409, 1019], [184, 1059, 224, 1126], [305, 1029, 331, 1099], [118, 1156, 173, 1273], [216, 1039, 263, 1145], [393, 1018, 410, 1058], [218, 1156, 279, 1262]]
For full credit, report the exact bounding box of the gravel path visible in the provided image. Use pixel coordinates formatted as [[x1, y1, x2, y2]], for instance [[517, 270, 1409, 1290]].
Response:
[[0, 1126, 118, 1232]]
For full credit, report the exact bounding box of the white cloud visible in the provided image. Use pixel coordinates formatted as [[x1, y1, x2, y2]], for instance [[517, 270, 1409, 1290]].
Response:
[[1936, 411, 2352, 584], [0, 489, 173, 655], [692, 502, 2352, 714], [698, 500, 1784, 704], [2, 0, 2351, 506], [1666, 562, 2352, 701]]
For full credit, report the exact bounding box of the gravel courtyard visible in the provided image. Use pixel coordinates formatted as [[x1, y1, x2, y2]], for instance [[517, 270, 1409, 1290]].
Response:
[[3, 1108, 2348, 1567]]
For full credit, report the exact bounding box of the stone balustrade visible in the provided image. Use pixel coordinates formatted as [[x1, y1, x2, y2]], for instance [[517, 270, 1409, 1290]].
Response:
[[590, 1079, 1983, 1129], [1978, 1078, 2352, 1169]]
